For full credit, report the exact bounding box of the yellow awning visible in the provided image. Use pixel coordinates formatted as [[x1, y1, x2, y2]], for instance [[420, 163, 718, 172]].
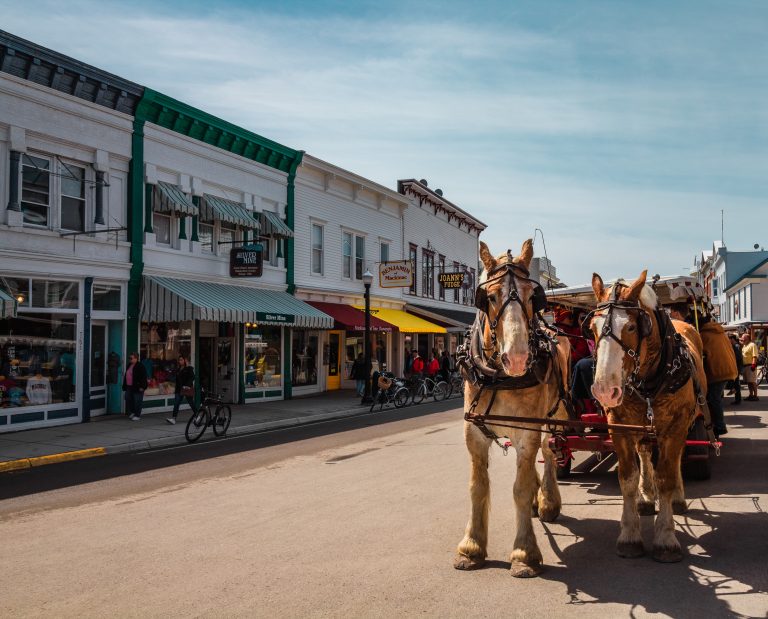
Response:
[[353, 306, 446, 334]]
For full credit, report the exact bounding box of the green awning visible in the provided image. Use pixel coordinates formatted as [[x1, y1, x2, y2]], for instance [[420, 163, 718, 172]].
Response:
[[202, 195, 260, 229], [259, 210, 293, 238], [140, 276, 333, 328], [0, 288, 17, 319], [154, 182, 197, 216]]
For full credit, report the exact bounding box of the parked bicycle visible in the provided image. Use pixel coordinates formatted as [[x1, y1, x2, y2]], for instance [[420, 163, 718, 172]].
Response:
[[185, 389, 232, 442], [411, 374, 448, 404], [370, 372, 411, 411], [447, 371, 465, 398]]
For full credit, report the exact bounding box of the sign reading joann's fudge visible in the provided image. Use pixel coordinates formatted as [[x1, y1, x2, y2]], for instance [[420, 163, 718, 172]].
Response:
[[230, 245, 263, 277]]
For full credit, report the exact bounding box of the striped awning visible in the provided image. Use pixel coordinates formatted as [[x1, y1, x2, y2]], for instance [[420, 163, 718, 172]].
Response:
[[0, 287, 17, 319], [154, 182, 197, 216], [259, 210, 293, 238], [202, 195, 260, 229], [141, 276, 333, 328]]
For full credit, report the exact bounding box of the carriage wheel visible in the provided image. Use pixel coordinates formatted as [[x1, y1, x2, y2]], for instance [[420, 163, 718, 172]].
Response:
[[681, 416, 711, 481]]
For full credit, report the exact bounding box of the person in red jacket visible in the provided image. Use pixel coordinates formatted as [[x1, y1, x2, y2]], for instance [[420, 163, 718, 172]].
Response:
[[427, 351, 440, 377], [411, 351, 425, 377]]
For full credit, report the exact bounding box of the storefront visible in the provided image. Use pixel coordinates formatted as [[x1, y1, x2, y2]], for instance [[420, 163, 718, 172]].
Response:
[[405, 303, 477, 360], [138, 276, 332, 411]]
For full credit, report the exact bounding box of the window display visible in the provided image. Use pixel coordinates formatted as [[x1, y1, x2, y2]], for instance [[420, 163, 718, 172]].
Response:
[[0, 313, 77, 407], [244, 325, 282, 389], [292, 330, 318, 386], [140, 321, 192, 396], [345, 333, 387, 375]]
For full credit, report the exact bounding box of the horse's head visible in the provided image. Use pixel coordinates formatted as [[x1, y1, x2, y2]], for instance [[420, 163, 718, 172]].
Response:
[[476, 239, 546, 377], [588, 269, 657, 408]]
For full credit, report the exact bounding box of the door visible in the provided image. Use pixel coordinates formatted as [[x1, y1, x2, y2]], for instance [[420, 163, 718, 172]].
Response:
[[199, 337, 215, 396], [216, 338, 236, 403], [89, 322, 107, 416], [327, 331, 342, 390]]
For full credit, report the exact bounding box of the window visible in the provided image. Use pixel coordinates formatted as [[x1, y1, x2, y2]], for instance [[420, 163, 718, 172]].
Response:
[[92, 284, 121, 312], [244, 325, 283, 389], [153, 213, 172, 245], [256, 235, 271, 263], [199, 217, 214, 253], [422, 250, 435, 298], [380, 241, 390, 263], [453, 261, 460, 303], [219, 223, 236, 250], [311, 224, 324, 274], [409, 244, 418, 295], [712, 278, 719, 297], [292, 330, 319, 386], [31, 280, 79, 309], [139, 321, 192, 396], [21, 154, 51, 227], [438, 255, 446, 301], [355, 235, 365, 280], [60, 163, 86, 232], [342, 232, 353, 279]]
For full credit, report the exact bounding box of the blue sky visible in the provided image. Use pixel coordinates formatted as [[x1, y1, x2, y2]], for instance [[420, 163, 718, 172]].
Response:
[[2, 0, 766, 284]]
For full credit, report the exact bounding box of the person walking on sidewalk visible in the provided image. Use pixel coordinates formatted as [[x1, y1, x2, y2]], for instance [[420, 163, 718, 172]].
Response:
[[122, 352, 147, 421], [728, 333, 743, 405], [167, 355, 196, 425], [741, 333, 760, 401], [350, 353, 367, 397]]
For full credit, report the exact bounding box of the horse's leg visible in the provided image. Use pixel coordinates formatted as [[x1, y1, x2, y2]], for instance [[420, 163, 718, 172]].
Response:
[[652, 435, 686, 563], [636, 442, 657, 516], [454, 422, 492, 570], [671, 456, 687, 515], [510, 432, 544, 577], [613, 433, 645, 558], [537, 433, 562, 522]]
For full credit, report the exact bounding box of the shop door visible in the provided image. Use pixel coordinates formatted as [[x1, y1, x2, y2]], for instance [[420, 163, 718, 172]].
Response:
[[199, 337, 215, 396], [327, 331, 342, 390], [89, 322, 107, 416], [216, 338, 236, 403]]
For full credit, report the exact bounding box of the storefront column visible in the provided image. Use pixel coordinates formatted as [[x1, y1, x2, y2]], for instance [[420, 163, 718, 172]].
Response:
[[193, 319, 201, 409], [283, 327, 292, 399], [81, 277, 93, 423], [7, 150, 21, 212], [238, 322, 245, 404]]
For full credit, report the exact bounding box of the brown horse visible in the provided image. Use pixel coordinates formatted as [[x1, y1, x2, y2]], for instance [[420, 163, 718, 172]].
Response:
[[454, 240, 571, 578], [589, 270, 706, 562]]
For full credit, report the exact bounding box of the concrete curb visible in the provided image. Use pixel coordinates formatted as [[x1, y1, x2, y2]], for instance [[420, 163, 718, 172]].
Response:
[[0, 447, 106, 473]]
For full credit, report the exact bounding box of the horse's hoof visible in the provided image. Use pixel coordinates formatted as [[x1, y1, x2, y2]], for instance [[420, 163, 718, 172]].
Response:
[[616, 541, 645, 558], [672, 500, 688, 515], [538, 504, 561, 523], [637, 501, 656, 516], [510, 560, 542, 578], [453, 554, 486, 570], [652, 545, 683, 563]]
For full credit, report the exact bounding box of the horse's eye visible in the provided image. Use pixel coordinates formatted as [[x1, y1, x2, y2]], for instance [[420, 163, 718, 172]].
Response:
[[488, 294, 497, 303], [627, 324, 636, 333]]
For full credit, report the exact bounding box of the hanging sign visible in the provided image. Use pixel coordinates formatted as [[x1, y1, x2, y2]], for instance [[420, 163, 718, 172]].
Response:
[[379, 260, 414, 288], [230, 244, 263, 277], [438, 271, 465, 289]]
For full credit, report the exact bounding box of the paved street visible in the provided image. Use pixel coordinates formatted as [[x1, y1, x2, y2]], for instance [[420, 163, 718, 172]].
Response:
[[2, 398, 767, 618]]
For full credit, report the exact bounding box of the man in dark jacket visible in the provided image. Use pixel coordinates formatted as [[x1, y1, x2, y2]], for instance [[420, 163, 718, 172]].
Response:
[[167, 355, 196, 425], [122, 352, 148, 420], [728, 333, 744, 405], [439, 350, 451, 382]]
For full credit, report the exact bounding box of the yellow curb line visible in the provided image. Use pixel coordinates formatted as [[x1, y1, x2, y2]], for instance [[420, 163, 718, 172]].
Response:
[[0, 447, 106, 473]]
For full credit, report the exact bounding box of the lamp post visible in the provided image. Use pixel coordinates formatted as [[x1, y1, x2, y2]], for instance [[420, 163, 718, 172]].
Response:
[[361, 269, 374, 405]]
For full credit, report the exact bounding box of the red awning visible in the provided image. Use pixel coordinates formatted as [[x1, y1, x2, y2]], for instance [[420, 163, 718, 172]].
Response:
[[307, 302, 394, 331]]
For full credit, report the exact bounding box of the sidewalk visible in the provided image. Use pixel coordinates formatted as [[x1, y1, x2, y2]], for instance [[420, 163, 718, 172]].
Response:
[[0, 390, 378, 472]]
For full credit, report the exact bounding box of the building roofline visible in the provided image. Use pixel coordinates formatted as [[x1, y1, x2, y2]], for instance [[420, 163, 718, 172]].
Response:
[[397, 179, 487, 230], [724, 255, 768, 292]]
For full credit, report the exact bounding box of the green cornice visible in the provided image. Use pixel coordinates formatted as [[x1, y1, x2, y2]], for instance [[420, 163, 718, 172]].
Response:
[[135, 88, 301, 174]]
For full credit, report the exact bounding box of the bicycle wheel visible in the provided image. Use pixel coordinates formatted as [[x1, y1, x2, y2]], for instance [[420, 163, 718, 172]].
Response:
[[394, 387, 410, 408], [212, 404, 232, 436], [413, 383, 427, 405], [433, 381, 449, 401], [185, 407, 209, 442]]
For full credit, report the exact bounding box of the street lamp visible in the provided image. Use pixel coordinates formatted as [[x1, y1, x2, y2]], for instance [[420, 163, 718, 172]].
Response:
[[361, 269, 374, 404]]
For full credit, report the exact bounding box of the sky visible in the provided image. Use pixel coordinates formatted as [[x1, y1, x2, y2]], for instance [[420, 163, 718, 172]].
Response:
[[2, 0, 766, 285]]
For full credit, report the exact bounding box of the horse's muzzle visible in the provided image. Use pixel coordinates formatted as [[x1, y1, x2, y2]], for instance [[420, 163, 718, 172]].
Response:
[[501, 352, 528, 377]]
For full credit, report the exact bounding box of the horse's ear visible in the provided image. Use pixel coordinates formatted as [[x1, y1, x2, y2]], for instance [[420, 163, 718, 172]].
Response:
[[592, 273, 607, 302], [518, 238, 534, 270], [625, 270, 648, 302], [479, 241, 496, 273]]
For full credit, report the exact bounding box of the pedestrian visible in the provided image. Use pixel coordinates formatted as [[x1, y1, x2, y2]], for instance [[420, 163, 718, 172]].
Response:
[[740, 333, 759, 401], [122, 352, 147, 421], [350, 353, 367, 397], [440, 350, 451, 382], [727, 333, 743, 404], [404, 347, 412, 377], [427, 351, 440, 377], [699, 316, 738, 437], [167, 355, 196, 425], [411, 350, 425, 378]]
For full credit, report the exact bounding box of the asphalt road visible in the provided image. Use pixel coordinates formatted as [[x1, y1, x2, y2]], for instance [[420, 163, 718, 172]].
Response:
[[2, 401, 767, 618]]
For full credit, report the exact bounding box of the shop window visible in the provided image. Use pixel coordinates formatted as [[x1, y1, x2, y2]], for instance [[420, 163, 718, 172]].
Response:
[[153, 212, 172, 245], [199, 217, 214, 253], [31, 280, 79, 309], [292, 331, 318, 386], [0, 313, 77, 407], [311, 224, 324, 275], [1, 277, 31, 307], [60, 163, 86, 232], [345, 333, 387, 374], [139, 322, 192, 397], [92, 284, 121, 312], [244, 325, 282, 389], [21, 154, 51, 227]]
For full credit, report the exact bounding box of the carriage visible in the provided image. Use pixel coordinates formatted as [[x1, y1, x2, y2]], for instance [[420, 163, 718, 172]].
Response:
[[545, 275, 717, 481]]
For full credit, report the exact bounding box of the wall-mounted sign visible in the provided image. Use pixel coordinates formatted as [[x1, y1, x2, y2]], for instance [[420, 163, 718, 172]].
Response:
[[379, 260, 414, 288], [230, 244, 263, 277], [255, 312, 293, 323], [438, 272, 465, 289]]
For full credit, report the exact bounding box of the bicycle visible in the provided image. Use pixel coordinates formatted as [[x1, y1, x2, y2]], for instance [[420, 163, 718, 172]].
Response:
[[447, 371, 465, 398], [185, 389, 232, 443], [411, 374, 448, 404], [370, 373, 411, 411]]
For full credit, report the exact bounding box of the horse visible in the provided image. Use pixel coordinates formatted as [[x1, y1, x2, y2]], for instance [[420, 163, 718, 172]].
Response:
[[454, 239, 571, 578], [588, 270, 706, 562]]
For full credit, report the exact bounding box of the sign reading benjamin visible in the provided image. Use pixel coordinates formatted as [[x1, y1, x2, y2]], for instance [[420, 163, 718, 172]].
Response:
[[230, 245, 263, 277], [379, 260, 414, 288], [438, 271, 465, 289]]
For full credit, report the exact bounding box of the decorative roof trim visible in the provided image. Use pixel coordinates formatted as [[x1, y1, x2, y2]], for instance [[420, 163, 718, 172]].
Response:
[[397, 179, 486, 234]]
